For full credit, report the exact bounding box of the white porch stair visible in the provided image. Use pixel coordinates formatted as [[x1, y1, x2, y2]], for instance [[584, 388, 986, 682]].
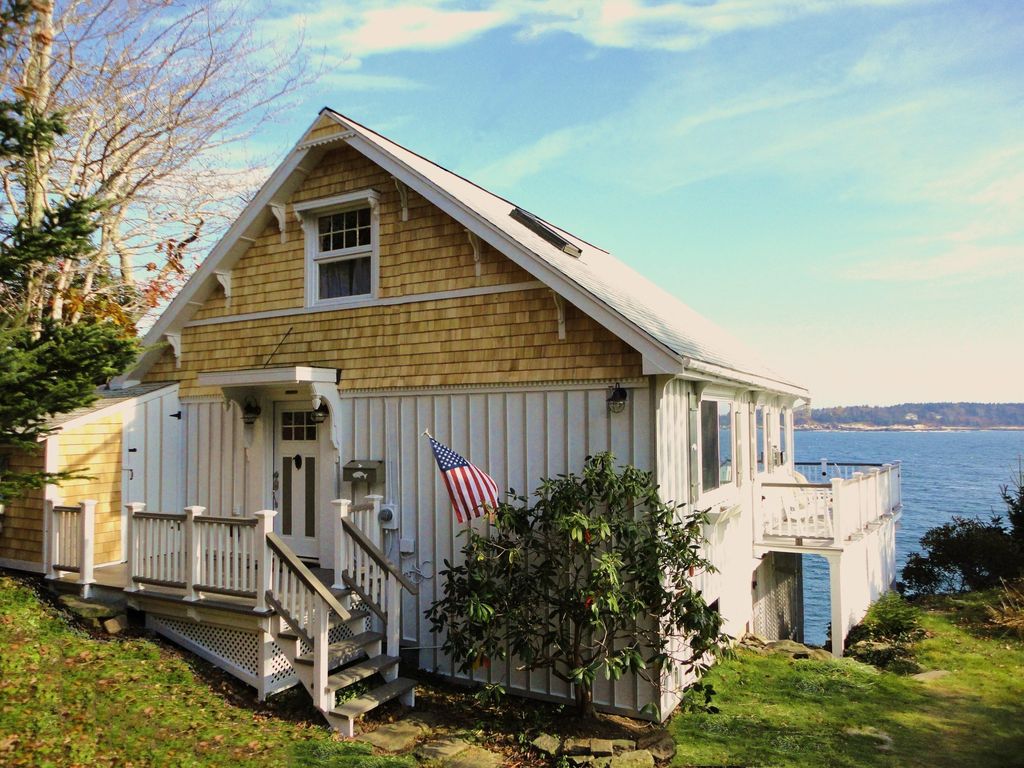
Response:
[[264, 499, 419, 736]]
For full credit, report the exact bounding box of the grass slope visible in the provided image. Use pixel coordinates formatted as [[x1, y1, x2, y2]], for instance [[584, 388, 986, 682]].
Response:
[[0, 575, 413, 768], [670, 590, 1024, 767]]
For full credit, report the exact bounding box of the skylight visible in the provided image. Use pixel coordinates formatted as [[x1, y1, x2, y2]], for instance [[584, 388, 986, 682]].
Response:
[[509, 207, 582, 258]]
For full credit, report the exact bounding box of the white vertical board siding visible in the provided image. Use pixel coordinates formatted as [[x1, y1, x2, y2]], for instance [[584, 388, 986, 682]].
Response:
[[338, 382, 655, 716], [181, 400, 247, 516], [123, 386, 185, 514]]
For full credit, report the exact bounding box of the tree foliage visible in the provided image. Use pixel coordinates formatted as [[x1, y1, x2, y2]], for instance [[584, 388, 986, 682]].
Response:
[[901, 467, 1024, 594], [0, 0, 308, 327], [0, 2, 137, 501], [426, 452, 728, 718]]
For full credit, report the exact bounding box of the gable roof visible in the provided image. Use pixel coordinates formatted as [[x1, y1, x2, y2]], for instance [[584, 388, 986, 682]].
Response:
[[126, 109, 808, 399]]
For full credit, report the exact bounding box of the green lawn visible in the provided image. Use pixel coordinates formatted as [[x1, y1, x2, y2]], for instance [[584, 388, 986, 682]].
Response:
[[0, 574, 413, 768], [670, 590, 1024, 767], [3, 572, 1022, 768]]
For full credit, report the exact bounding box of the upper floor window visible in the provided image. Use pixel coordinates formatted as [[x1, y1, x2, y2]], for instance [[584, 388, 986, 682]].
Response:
[[296, 190, 379, 307], [778, 409, 789, 466], [700, 400, 733, 492], [755, 405, 766, 473]]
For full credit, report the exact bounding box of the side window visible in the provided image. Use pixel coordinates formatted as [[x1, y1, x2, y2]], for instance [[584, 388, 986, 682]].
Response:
[[755, 406, 766, 473], [700, 400, 733, 492], [778, 409, 789, 466]]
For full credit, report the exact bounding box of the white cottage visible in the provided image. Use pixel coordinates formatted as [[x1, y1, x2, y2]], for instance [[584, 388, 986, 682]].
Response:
[[0, 109, 902, 733]]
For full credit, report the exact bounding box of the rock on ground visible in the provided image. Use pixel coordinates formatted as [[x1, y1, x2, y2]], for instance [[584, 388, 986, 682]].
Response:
[[609, 749, 655, 768], [356, 719, 427, 753], [441, 744, 503, 768]]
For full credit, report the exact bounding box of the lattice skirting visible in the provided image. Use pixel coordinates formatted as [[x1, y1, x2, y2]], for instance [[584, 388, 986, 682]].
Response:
[[148, 612, 371, 699]]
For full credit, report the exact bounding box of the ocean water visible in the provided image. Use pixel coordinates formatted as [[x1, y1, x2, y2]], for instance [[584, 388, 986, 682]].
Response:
[[795, 430, 1024, 645]]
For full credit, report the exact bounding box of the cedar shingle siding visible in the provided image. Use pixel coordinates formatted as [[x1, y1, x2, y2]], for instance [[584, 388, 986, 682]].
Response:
[[148, 143, 642, 396]]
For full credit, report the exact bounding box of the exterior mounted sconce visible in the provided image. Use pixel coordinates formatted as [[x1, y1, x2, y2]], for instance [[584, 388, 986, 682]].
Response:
[[309, 403, 329, 424], [606, 383, 628, 414], [241, 397, 262, 425]]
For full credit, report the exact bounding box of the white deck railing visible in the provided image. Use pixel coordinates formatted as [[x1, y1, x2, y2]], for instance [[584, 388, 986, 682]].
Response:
[[126, 505, 270, 603], [47, 500, 96, 594], [761, 461, 901, 545]]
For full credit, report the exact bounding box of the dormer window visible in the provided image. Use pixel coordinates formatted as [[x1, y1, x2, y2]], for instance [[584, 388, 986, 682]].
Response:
[[295, 189, 379, 307]]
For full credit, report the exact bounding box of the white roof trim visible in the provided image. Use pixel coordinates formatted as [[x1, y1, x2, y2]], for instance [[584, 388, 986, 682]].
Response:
[[50, 384, 178, 434]]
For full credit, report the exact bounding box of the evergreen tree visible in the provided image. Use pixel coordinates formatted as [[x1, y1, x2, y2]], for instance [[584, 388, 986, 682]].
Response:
[[0, 2, 137, 501]]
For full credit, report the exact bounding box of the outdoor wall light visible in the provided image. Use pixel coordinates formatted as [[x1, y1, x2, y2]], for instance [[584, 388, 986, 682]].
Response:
[[607, 383, 628, 414], [241, 397, 262, 425], [309, 402, 329, 424]]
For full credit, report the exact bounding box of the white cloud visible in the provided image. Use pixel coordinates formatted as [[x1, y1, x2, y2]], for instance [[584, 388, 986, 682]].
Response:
[[473, 125, 592, 187], [284, 0, 932, 66]]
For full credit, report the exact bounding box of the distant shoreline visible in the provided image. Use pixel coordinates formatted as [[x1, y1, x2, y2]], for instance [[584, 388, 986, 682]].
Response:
[[796, 425, 1024, 432]]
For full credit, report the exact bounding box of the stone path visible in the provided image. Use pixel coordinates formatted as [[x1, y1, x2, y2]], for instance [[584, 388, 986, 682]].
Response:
[[356, 715, 673, 766]]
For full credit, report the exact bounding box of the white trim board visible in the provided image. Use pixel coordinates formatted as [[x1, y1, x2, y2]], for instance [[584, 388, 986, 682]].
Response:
[[184, 280, 545, 328]]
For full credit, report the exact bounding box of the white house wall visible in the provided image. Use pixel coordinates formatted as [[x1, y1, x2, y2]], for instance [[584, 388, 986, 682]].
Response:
[[336, 382, 656, 716], [179, 399, 249, 516], [122, 386, 186, 515]]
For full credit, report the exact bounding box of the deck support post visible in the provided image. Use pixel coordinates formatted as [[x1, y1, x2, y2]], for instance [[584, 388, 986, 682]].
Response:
[[253, 509, 276, 612], [312, 594, 332, 711], [826, 551, 844, 658], [183, 506, 205, 601], [124, 503, 145, 592], [331, 499, 351, 590], [78, 500, 97, 598]]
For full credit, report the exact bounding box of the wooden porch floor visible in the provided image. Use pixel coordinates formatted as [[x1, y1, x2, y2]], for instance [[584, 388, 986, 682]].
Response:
[[53, 561, 339, 607]]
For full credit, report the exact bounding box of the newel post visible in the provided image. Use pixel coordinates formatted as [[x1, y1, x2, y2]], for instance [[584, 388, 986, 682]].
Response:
[[830, 478, 844, 543], [46, 500, 58, 579], [384, 574, 401, 679], [184, 506, 205, 601], [124, 502, 145, 592], [312, 595, 332, 710], [78, 500, 97, 597], [253, 509, 276, 612], [331, 498, 351, 590]]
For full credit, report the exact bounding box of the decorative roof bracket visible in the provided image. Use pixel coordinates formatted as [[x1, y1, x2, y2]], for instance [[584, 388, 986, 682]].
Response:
[[392, 176, 409, 222], [269, 203, 287, 243], [214, 270, 231, 308], [165, 332, 182, 368], [550, 291, 566, 341], [466, 230, 483, 278]]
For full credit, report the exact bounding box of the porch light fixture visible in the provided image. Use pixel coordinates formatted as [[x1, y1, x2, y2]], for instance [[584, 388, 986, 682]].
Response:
[[241, 397, 262, 425], [309, 402, 329, 424], [606, 383, 628, 414]]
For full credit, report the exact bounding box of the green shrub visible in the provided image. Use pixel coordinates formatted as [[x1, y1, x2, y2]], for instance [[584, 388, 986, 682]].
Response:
[[845, 593, 924, 672]]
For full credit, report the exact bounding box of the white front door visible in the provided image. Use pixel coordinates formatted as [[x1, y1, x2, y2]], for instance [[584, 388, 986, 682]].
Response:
[[273, 404, 322, 559]]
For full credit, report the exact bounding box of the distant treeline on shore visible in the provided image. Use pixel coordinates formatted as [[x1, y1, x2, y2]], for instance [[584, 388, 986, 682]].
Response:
[[796, 402, 1024, 430]]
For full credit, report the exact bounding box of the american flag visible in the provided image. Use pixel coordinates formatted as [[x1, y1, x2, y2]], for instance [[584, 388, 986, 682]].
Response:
[[428, 436, 499, 523]]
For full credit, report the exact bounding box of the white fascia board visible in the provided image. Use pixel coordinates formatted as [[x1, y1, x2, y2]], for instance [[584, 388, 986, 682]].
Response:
[[679, 357, 809, 399], [197, 366, 337, 388], [332, 120, 684, 377]]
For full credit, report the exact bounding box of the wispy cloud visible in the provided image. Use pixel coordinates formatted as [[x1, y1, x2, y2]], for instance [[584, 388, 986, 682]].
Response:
[[282, 0, 932, 67], [318, 72, 422, 91]]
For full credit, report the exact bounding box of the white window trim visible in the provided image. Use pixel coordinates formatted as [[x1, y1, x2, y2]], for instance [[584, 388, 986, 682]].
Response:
[[698, 396, 736, 498], [753, 404, 768, 476], [296, 189, 381, 308]]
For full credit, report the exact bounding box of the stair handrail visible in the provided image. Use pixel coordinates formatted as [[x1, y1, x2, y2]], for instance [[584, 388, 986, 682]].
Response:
[[265, 531, 353, 621], [340, 517, 419, 596]]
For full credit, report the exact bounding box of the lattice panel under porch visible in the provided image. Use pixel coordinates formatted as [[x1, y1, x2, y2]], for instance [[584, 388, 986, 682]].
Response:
[[149, 615, 259, 686]]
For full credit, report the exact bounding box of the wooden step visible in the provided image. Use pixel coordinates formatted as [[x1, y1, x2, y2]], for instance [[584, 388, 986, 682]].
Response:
[[277, 609, 370, 641], [293, 631, 383, 666], [331, 677, 416, 719], [326, 655, 399, 691]]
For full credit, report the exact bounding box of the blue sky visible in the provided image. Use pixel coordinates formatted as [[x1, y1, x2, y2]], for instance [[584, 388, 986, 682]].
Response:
[[244, 0, 1023, 406]]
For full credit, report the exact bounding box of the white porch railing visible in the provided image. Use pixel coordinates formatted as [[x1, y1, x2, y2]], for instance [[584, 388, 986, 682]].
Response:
[[333, 497, 417, 665], [47, 500, 97, 594], [126, 504, 269, 604], [761, 461, 902, 545]]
